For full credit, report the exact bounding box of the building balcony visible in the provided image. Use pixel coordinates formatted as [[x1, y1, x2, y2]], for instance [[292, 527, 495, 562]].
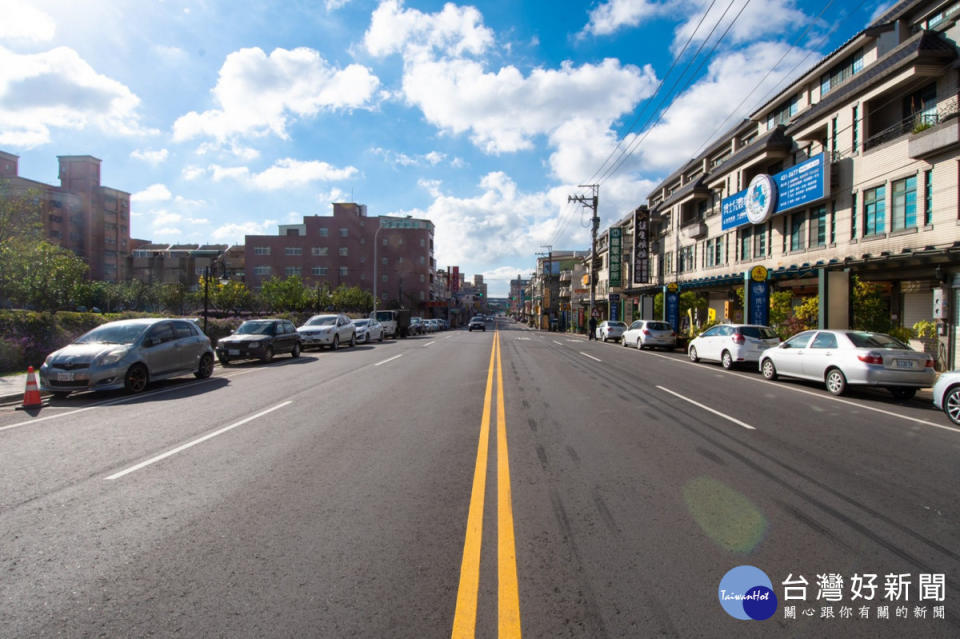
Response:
[[559, 270, 572, 282], [909, 97, 960, 158], [559, 286, 572, 298], [681, 220, 707, 239]]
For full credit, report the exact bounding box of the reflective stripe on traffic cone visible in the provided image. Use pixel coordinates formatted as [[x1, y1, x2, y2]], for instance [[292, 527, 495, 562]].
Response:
[[21, 366, 42, 408]]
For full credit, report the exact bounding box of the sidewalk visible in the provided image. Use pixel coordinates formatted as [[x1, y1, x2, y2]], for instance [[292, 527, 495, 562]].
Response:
[[0, 371, 30, 403]]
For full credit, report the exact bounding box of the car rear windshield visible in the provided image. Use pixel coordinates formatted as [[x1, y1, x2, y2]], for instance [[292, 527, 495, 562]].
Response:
[[739, 326, 778, 339], [845, 332, 908, 349], [76, 322, 150, 345], [609, 322, 627, 328], [647, 322, 672, 331]]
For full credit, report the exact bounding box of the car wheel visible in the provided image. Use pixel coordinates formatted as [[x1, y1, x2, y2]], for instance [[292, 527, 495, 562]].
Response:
[[194, 353, 214, 379], [124, 363, 148, 394], [761, 358, 778, 380], [332, 335, 339, 350], [721, 350, 734, 370], [621, 336, 627, 347], [379, 332, 384, 343], [291, 343, 300, 359], [218, 355, 230, 366], [825, 368, 847, 395], [350, 333, 357, 348], [637, 339, 644, 350], [889, 387, 916, 400], [943, 386, 960, 425], [261, 346, 274, 362], [688, 346, 699, 362]]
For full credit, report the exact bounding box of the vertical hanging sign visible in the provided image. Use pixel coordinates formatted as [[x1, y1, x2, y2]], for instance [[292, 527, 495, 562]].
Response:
[[745, 266, 769, 326], [664, 283, 680, 332], [609, 227, 622, 289], [633, 208, 649, 285], [609, 293, 620, 322]]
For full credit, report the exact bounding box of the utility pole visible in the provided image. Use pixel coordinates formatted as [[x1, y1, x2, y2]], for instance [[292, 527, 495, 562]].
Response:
[[540, 244, 552, 331], [568, 185, 599, 325]]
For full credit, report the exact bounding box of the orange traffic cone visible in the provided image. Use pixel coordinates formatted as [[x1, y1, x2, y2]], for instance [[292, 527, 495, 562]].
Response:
[[21, 366, 42, 409]]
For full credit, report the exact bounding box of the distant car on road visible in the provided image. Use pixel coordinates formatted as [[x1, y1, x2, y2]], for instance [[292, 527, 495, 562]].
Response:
[[621, 320, 677, 350], [688, 324, 780, 369], [297, 314, 356, 350], [468, 316, 486, 332], [352, 318, 384, 343], [40, 318, 215, 396], [216, 319, 301, 364], [596, 320, 627, 342], [759, 330, 936, 398], [409, 317, 425, 336]]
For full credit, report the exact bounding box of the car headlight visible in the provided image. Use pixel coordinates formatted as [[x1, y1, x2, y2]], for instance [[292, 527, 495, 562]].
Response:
[[248, 341, 262, 348], [96, 348, 129, 366]]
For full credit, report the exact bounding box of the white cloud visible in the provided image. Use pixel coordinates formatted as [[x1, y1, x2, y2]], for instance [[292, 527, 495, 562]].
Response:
[[130, 148, 169, 165], [207, 158, 358, 190], [326, 0, 353, 10], [0, 1, 56, 43], [0, 45, 153, 147], [627, 41, 814, 172], [372, 147, 462, 168], [402, 57, 658, 153], [211, 220, 280, 244], [181, 165, 206, 181], [132, 183, 173, 203], [172, 47, 380, 144], [152, 45, 187, 64], [582, 0, 665, 37], [365, 0, 493, 59]]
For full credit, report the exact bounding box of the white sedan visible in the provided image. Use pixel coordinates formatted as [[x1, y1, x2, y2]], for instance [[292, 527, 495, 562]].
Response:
[[297, 313, 356, 350], [596, 320, 627, 342], [352, 318, 384, 343]]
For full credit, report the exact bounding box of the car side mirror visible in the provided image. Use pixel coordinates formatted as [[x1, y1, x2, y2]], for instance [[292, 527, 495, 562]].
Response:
[[779, 342, 789, 349]]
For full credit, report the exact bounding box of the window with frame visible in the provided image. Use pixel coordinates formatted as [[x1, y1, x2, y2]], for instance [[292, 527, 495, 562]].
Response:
[[664, 251, 673, 274], [312, 267, 328, 276], [767, 95, 799, 130], [339, 266, 349, 277], [820, 49, 863, 96], [285, 247, 302, 256], [318, 228, 328, 237], [254, 265, 271, 275], [339, 247, 348, 256], [740, 226, 752, 261], [891, 176, 917, 231], [925, 169, 933, 225], [753, 223, 766, 257], [864, 186, 885, 235], [339, 228, 349, 238], [285, 266, 301, 277], [312, 247, 328, 256], [851, 192, 858, 238], [790, 213, 805, 251], [810, 206, 827, 247], [254, 246, 270, 255], [852, 105, 859, 153]]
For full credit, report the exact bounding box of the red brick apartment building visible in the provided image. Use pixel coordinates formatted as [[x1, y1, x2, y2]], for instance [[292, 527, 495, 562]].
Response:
[[245, 203, 436, 307], [0, 151, 131, 281]]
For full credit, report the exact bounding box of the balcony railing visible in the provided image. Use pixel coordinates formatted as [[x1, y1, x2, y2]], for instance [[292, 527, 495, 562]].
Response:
[[864, 96, 960, 151]]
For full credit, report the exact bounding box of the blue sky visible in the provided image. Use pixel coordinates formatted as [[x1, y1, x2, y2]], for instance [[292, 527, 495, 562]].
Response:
[[1, 0, 888, 296]]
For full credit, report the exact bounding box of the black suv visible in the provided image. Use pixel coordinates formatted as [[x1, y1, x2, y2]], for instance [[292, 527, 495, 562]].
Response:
[[216, 319, 302, 364]]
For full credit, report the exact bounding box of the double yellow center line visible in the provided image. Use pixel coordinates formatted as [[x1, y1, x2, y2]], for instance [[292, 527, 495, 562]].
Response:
[[452, 331, 522, 638]]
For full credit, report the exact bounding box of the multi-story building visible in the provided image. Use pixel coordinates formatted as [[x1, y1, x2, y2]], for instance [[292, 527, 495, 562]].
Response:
[[509, 276, 529, 317], [589, 0, 960, 366], [244, 203, 436, 308], [0, 151, 131, 281]]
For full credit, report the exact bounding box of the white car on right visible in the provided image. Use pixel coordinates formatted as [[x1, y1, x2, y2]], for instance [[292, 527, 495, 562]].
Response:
[[759, 329, 936, 398], [933, 370, 960, 425]]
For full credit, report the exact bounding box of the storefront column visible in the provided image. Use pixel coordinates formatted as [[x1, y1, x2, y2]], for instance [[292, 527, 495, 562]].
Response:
[[818, 269, 850, 329]]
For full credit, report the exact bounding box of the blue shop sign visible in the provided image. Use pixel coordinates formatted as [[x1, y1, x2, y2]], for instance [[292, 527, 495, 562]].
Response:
[[721, 153, 828, 231]]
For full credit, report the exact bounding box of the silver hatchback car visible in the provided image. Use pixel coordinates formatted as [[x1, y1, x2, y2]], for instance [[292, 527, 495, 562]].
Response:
[[759, 330, 936, 398], [39, 318, 215, 396]]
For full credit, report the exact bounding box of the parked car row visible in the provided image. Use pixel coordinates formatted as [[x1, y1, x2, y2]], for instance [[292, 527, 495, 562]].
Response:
[[38, 312, 453, 398], [592, 320, 955, 425]]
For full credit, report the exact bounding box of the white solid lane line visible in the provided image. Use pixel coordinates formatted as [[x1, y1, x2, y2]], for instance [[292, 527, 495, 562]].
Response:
[[106, 401, 292, 480], [656, 385, 757, 430], [552, 340, 563, 346], [423, 341, 435, 348], [580, 352, 602, 362], [375, 354, 404, 366]]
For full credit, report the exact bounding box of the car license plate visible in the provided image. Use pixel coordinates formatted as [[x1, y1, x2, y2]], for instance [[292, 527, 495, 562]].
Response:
[[228, 349, 240, 356], [895, 359, 914, 369], [56, 372, 74, 382]]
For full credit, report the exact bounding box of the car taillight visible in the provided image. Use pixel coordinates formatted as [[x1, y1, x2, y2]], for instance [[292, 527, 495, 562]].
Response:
[[925, 357, 935, 369], [858, 353, 883, 365], [731, 334, 745, 344], [642, 329, 651, 335]]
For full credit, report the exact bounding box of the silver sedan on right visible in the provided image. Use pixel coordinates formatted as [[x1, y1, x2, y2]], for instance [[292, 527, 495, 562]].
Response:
[[759, 329, 936, 399]]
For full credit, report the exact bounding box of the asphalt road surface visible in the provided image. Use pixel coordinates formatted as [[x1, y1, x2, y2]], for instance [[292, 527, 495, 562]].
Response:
[[1, 319, 958, 638]]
